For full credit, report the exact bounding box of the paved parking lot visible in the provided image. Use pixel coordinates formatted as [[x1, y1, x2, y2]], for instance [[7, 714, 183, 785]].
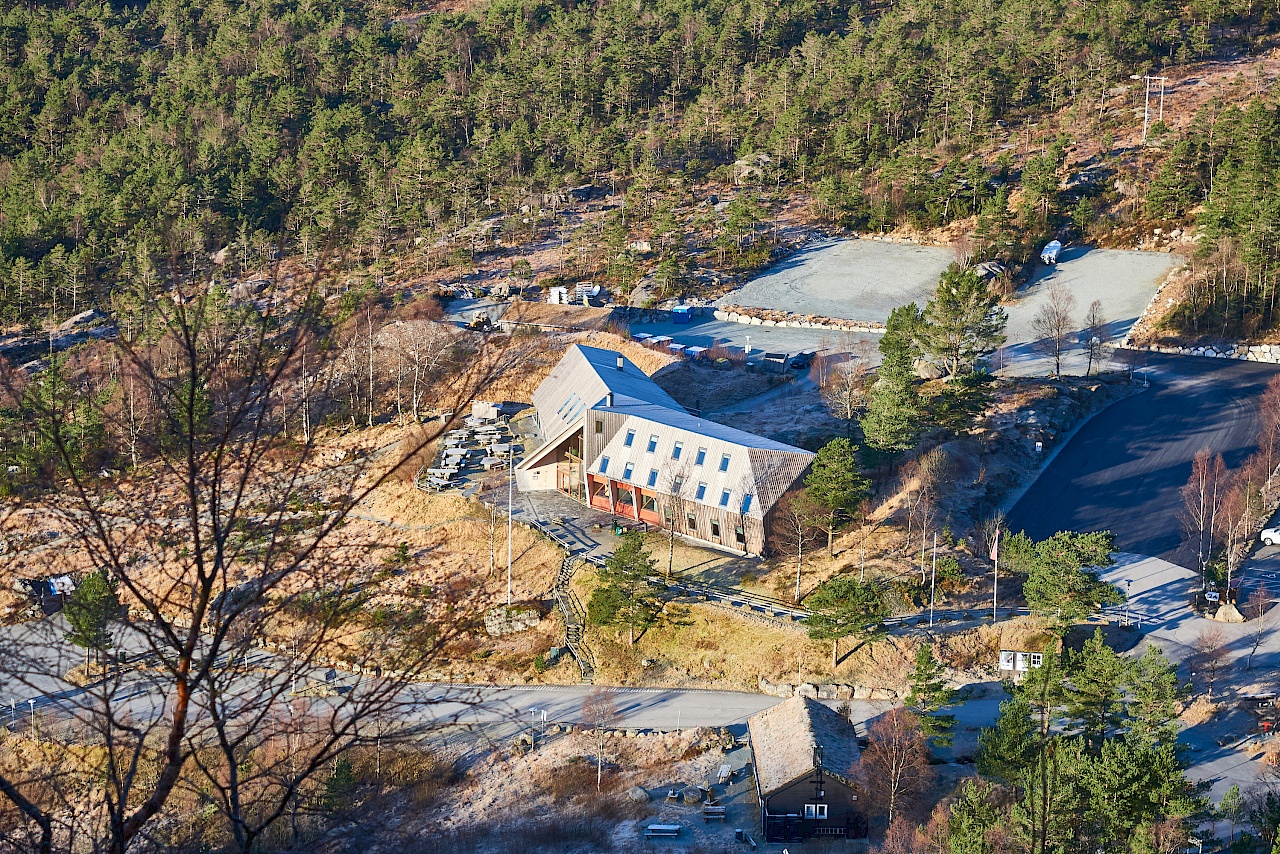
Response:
[[1006, 354, 1280, 563]]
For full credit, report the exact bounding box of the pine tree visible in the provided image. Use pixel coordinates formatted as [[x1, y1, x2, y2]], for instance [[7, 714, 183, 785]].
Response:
[[804, 438, 870, 554], [1126, 644, 1184, 747], [861, 303, 925, 452], [64, 570, 120, 674], [1064, 628, 1133, 751], [905, 645, 957, 745], [586, 530, 662, 645], [804, 574, 889, 666], [917, 266, 1007, 378], [948, 779, 1000, 854], [976, 695, 1036, 784]]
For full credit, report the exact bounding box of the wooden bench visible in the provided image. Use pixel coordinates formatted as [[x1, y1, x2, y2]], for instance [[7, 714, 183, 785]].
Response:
[[644, 824, 682, 839], [702, 805, 727, 822]]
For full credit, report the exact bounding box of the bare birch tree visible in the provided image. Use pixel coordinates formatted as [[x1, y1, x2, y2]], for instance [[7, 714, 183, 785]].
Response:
[[1031, 284, 1076, 379], [1083, 299, 1109, 376], [1181, 448, 1227, 585], [0, 251, 519, 853]]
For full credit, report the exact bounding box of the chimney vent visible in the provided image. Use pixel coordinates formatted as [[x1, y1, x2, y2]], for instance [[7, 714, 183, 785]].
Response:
[[605, 392, 614, 408], [616, 355, 624, 371]]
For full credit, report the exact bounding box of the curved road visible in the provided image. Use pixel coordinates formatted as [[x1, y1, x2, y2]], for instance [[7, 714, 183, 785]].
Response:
[[1007, 354, 1280, 566]]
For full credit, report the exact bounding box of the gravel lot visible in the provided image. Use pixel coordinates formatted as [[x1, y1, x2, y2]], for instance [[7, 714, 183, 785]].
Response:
[[996, 246, 1181, 377], [715, 238, 954, 322]]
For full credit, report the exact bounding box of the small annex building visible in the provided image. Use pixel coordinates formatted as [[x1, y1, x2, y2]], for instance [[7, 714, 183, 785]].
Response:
[[747, 696, 867, 843], [514, 344, 813, 556]]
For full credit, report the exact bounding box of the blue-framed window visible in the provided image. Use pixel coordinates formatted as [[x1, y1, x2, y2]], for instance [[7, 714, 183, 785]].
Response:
[[647, 435, 659, 453], [624, 430, 635, 447], [695, 447, 707, 466], [600, 456, 610, 474], [672, 441, 684, 460], [695, 482, 707, 500], [623, 462, 635, 481], [647, 469, 658, 487], [741, 494, 754, 513], [719, 490, 731, 507], [719, 454, 731, 472]]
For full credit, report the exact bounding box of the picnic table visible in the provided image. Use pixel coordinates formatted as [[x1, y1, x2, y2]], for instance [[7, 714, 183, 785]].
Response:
[[443, 449, 469, 459], [482, 457, 507, 470], [717, 764, 731, 785], [644, 824, 681, 839], [426, 468, 457, 478], [487, 443, 511, 454]]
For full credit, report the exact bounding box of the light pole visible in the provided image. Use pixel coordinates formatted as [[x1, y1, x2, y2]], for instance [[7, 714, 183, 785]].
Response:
[[27, 698, 34, 734], [1125, 579, 1132, 625], [744, 336, 751, 361]]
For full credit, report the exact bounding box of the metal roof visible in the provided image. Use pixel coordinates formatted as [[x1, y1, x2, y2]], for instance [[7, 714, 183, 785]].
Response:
[[531, 345, 814, 517], [531, 344, 683, 441]]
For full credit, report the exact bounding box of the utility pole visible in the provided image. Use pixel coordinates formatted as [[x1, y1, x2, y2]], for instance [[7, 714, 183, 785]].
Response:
[[507, 445, 514, 606]]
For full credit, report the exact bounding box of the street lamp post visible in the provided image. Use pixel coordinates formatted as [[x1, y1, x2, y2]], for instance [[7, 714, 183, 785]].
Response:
[[1125, 579, 1132, 625], [27, 698, 34, 734]]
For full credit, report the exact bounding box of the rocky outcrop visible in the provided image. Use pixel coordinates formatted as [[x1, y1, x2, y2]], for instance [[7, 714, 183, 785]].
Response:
[[483, 605, 542, 637], [713, 305, 886, 334], [758, 676, 898, 701]]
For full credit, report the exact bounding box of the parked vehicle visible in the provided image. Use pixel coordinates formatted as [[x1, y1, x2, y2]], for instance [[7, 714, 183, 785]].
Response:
[[789, 350, 816, 369], [1040, 240, 1062, 264], [1261, 526, 1280, 546]]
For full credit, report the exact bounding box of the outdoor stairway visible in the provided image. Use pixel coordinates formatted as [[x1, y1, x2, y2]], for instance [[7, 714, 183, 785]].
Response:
[[553, 556, 595, 682]]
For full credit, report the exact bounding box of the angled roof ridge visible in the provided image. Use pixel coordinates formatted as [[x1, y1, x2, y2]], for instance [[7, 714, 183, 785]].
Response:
[[748, 695, 861, 795]]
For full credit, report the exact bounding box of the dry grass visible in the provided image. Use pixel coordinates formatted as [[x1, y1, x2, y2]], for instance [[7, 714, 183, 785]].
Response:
[[1181, 696, 1222, 727], [480, 330, 677, 404]]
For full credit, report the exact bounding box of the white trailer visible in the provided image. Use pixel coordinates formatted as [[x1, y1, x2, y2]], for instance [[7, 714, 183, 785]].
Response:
[[1040, 240, 1062, 264]]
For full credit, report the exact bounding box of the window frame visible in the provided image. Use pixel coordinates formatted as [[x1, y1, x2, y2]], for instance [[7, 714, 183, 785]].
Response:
[[646, 435, 659, 453], [672, 441, 683, 460], [804, 804, 828, 820], [647, 469, 658, 487], [623, 429, 635, 447], [719, 453, 731, 472], [719, 489, 731, 507], [710, 520, 721, 539], [695, 482, 707, 501], [741, 493, 754, 513], [694, 447, 707, 466], [600, 456, 610, 474], [594, 419, 604, 434], [622, 462, 634, 481]]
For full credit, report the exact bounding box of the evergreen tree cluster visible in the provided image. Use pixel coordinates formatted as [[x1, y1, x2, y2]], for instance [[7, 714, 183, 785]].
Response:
[[0, 0, 1263, 323]]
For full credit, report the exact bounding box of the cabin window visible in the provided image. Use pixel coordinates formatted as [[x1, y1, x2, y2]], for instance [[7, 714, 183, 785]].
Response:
[[804, 804, 828, 820], [595, 419, 603, 434], [734, 526, 745, 545], [686, 513, 697, 532], [719, 490, 731, 507], [710, 520, 721, 539], [664, 506, 673, 522], [647, 469, 658, 487], [672, 441, 684, 460], [719, 453, 731, 472], [741, 494, 754, 513], [647, 435, 659, 453], [624, 430, 635, 447], [673, 476, 685, 492], [641, 494, 657, 513], [622, 463, 634, 481], [600, 457, 610, 474], [695, 447, 707, 466], [1029, 653, 1043, 668], [695, 482, 707, 500]]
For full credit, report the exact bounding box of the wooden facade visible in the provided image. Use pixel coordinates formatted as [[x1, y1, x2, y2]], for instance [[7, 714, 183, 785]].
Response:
[[748, 696, 868, 844], [758, 769, 865, 843]]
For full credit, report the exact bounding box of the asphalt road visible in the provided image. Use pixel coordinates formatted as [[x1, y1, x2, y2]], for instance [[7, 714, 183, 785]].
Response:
[[1006, 353, 1280, 566]]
